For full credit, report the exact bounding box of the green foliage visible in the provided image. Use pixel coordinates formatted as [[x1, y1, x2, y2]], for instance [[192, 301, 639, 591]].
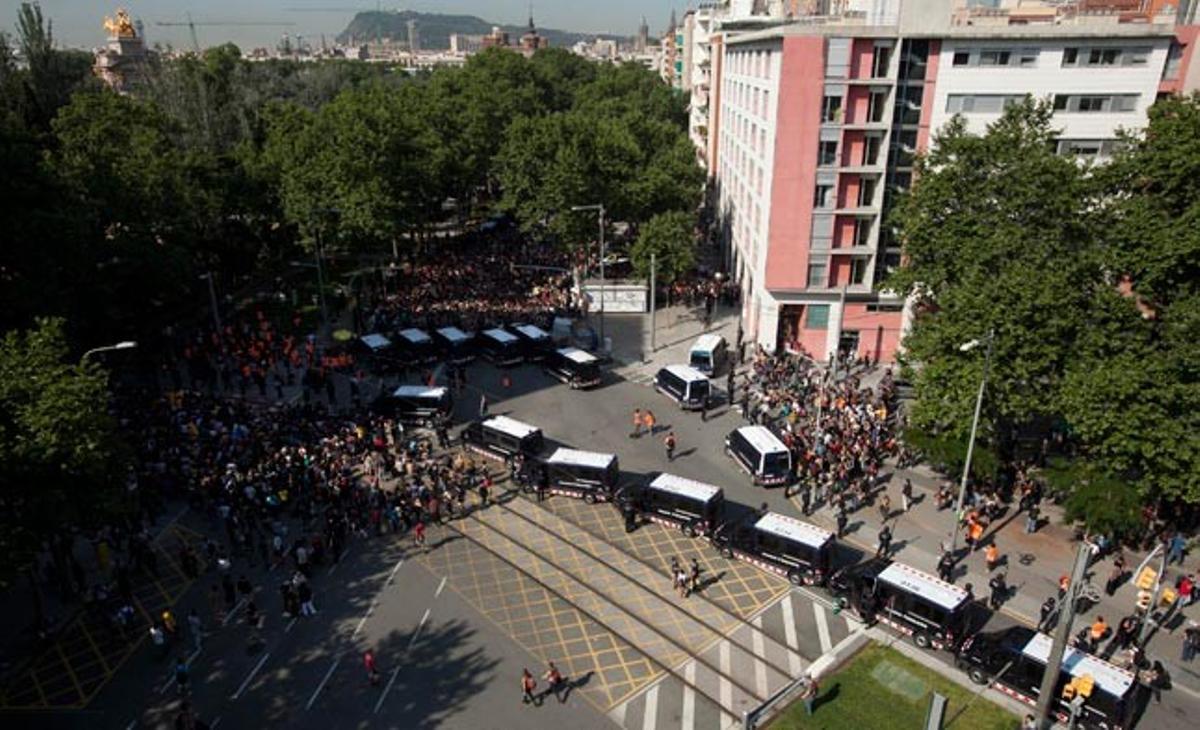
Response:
[[0, 318, 128, 581], [901, 425, 998, 482], [630, 211, 697, 285], [1047, 458, 1143, 538]]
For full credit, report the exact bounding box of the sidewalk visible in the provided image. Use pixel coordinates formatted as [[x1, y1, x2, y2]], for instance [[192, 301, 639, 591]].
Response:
[[604, 303, 740, 377], [794, 457, 1200, 697]]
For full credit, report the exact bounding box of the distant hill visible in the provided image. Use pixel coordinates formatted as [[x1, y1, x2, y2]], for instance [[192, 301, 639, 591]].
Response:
[[335, 10, 626, 49]]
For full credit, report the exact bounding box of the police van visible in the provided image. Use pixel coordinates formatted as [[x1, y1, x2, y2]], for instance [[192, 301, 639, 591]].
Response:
[[460, 415, 544, 462], [435, 327, 476, 365], [396, 328, 437, 365], [356, 333, 399, 373], [688, 333, 728, 376], [828, 559, 971, 651], [510, 323, 554, 362], [725, 426, 793, 485], [545, 347, 602, 389], [712, 511, 835, 586], [374, 385, 452, 426], [654, 365, 711, 410], [616, 473, 725, 537], [957, 627, 1138, 730], [480, 328, 523, 366], [541, 448, 620, 503]]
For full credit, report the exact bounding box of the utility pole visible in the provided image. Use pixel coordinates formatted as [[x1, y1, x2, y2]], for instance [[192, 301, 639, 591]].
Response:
[[598, 205, 607, 348], [1035, 542, 1093, 729], [830, 284, 847, 378], [950, 328, 995, 556], [649, 252, 657, 356], [315, 227, 330, 336]]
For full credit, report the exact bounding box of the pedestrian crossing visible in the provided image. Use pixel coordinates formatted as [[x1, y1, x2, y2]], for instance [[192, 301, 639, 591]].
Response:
[[607, 591, 855, 730]]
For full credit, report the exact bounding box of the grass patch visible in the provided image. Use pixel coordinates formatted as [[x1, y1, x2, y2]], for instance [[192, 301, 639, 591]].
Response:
[[769, 643, 1017, 730]]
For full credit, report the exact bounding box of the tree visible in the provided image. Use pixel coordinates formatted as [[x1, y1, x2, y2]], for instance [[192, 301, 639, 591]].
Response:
[[630, 211, 697, 284], [887, 100, 1099, 456], [0, 318, 128, 590]]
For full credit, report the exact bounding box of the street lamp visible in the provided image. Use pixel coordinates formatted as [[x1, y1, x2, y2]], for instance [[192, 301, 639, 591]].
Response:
[[949, 327, 995, 557], [82, 341, 137, 361], [571, 203, 607, 347]]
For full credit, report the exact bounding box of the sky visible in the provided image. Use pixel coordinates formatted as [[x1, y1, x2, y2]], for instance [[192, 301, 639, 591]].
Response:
[[0, 1, 680, 51]]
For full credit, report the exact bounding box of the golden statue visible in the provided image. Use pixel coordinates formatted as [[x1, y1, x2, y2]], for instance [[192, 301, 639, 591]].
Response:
[[103, 8, 137, 38]]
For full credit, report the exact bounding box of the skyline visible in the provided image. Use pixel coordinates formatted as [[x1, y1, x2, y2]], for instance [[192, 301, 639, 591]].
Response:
[[0, 1, 682, 51]]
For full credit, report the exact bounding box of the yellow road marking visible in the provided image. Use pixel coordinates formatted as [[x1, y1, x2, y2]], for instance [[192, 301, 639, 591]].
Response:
[[77, 622, 112, 675], [55, 644, 85, 706]]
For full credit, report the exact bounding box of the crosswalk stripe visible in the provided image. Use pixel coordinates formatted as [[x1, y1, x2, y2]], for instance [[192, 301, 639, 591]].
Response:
[[777, 597, 804, 675], [682, 661, 696, 730], [719, 641, 732, 710], [642, 684, 659, 730], [610, 700, 628, 727], [814, 602, 832, 653], [751, 618, 768, 697]]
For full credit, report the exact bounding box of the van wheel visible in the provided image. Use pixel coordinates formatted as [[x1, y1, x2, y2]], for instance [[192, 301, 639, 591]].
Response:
[[721, 547, 734, 559], [584, 493, 597, 505], [913, 632, 933, 650], [968, 668, 990, 686], [683, 524, 697, 539], [788, 570, 803, 586], [803, 573, 817, 587]]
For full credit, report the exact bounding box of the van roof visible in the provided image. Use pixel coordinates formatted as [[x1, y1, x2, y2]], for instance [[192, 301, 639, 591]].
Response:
[[877, 562, 969, 612], [558, 347, 597, 364], [398, 328, 431, 343], [647, 473, 722, 503], [392, 385, 447, 399], [437, 327, 471, 342], [483, 328, 518, 343], [514, 324, 549, 340], [1022, 632, 1135, 698], [690, 333, 725, 354], [361, 333, 391, 350], [547, 447, 615, 470], [754, 512, 834, 549], [735, 426, 788, 454], [483, 415, 540, 440], [663, 364, 709, 383]]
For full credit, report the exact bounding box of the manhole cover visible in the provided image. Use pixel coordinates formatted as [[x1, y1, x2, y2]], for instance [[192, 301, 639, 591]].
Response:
[[870, 659, 928, 702]]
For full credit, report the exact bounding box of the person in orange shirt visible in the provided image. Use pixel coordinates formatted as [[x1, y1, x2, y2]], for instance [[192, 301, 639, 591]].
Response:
[[1089, 616, 1108, 651], [644, 410, 657, 436], [985, 543, 1000, 572]]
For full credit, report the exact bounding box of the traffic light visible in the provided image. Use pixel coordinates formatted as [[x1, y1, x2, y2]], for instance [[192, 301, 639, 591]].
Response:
[[1075, 674, 1095, 698], [1159, 587, 1178, 608], [1136, 590, 1153, 612], [1135, 567, 1157, 591]]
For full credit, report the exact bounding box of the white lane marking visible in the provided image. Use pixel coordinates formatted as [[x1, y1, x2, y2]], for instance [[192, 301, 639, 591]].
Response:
[[125, 720, 136, 730], [752, 620, 768, 697], [374, 666, 402, 714], [609, 699, 628, 726], [409, 608, 431, 650], [386, 558, 404, 585], [353, 601, 375, 639], [159, 647, 203, 694], [231, 651, 271, 700], [720, 712, 735, 730], [328, 547, 351, 574], [222, 597, 247, 627], [285, 617, 298, 633], [780, 595, 800, 650], [435, 576, 447, 598], [306, 655, 341, 710], [210, 718, 222, 729], [814, 602, 832, 654], [682, 661, 696, 730], [719, 641, 732, 710], [641, 683, 659, 730]]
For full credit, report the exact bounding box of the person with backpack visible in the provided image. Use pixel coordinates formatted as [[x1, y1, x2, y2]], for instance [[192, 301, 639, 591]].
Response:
[[664, 431, 677, 462], [543, 661, 567, 704]]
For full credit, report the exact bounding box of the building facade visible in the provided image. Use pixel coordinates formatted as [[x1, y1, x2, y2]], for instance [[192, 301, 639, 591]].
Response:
[[708, 0, 1199, 363]]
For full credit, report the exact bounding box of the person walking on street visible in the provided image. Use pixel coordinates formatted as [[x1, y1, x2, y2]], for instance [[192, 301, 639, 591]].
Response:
[[985, 543, 1000, 572], [631, 408, 643, 438], [521, 668, 539, 706], [173, 655, 190, 696], [937, 551, 955, 583], [543, 662, 567, 704], [1183, 621, 1199, 663], [689, 558, 702, 595], [664, 431, 677, 462], [836, 507, 848, 538], [700, 396, 709, 422], [364, 649, 381, 686], [298, 582, 316, 617], [479, 393, 489, 419], [1025, 503, 1040, 534], [988, 572, 1007, 610], [413, 520, 426, 551], [645, 410, 657, 436], [1167, 532, 1187, 566], [187, 609, 203, 652], [1021, 714, 1037, 730], [1039, 597, 1057, 632], [901, 479, 913, 513], [878, 494, 891, 523], [876, 524, 892, 559]]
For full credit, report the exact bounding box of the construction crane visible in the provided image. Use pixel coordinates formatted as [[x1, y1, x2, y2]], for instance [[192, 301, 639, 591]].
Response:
[[155, 14, 296, 53], [282, 4, 384, 12]]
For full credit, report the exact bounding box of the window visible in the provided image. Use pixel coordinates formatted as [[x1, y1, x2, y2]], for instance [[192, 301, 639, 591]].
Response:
[[1124, 47, 1150, 66], [858, 178, 877, 207], [1164, 42, 1184, 80], [952, 50, 970, 66], [1052, 94, 1139, 113], [946, 94, 1025, 113], [978, 49, 1011, 66], [822, 94, 843, 123], [1056, 139, 1119, 159], [805, 303, 830, 328], [849, 257, 868, 285], [1062, 47, 1079, 66], [826, 38, 851, 78], [872, 44, 891, 77], [819, 140, 839, 166], [813, 183, 835, 209], [868, 91, 888, 122], [807, 258, 829, 289], [863, 135, 882, 165], [1077, 96, 1107, 112], [854, 218, 873, 248], [1017, 48, 1039, 67], [1088, 48, 1119, 66]]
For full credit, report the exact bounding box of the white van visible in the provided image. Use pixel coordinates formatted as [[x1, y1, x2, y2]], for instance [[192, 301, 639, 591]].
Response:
[[688, 333, 728, 375]]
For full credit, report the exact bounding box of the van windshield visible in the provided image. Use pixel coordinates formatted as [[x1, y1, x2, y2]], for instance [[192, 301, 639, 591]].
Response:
[[692, 380, 710, 400], [763, 451, 790, 477], [690, 352, 711, 369]]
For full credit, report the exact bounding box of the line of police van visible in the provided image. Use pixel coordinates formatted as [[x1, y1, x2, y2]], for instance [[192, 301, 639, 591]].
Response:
[[456, 412, 1144, 730]]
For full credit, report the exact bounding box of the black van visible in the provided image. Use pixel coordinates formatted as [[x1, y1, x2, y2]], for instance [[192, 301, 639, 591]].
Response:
[[374, 385, 452, 426], [616, 473, 725, 537], [828, 559, 971, 651], [539, 448, 620, 503], [712, 511, 835, 586], [688, 333, 728, 376], [957, 627, 1138, 730], [654, 365, 711, 410], [544, 347, 602, 389], [510, 323, 554, 362], [725, 426, 792, 486], [356, 333, 401, 373], [460, 415, 544, 463], [479, 328, 524, 367], [395, 328, 437, 365], [435, 327, 476, 365]]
